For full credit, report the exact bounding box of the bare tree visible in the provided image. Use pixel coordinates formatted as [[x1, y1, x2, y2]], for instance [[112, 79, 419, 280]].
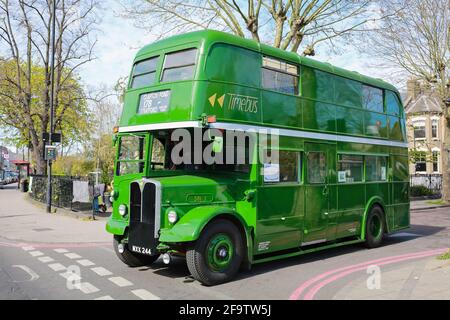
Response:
[[0, 0, 98, 174], [363, 0, 450, 200], [119, 0, 389, 56]]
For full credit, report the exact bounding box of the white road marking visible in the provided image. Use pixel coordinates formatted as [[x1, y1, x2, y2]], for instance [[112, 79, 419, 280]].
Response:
[[131, 289, 161, 300], [29, 251, 44, 257], [48, 263, 66, 272], [95, 295, 114, 300], [54, 248, 69, 253], [11, 265, 40, 282], [38, 256, 54, 263], [60, 271, 81, 281], [91, 267, 112, 276], [77, 259, 95, 267], [64, 253, 82, 259], [22, 246, 35, 251], [108, 276, 133, 287], [75, 282, 100, 294]]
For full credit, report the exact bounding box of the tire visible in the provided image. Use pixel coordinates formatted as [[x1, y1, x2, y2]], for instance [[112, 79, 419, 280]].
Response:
[[113, 236, 159, 267], [365, 205, 386, 248], [186, 219, 244, 286]]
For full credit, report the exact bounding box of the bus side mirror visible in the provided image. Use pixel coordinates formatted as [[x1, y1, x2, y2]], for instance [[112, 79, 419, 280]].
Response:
[[212, 136, 223, 153], [112, 134, 118, 146]]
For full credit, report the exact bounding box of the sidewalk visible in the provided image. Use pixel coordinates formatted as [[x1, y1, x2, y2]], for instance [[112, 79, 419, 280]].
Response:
[[0, 184, 110, 244], [333, 254, 450, 300], [410, 199, 450, 211]]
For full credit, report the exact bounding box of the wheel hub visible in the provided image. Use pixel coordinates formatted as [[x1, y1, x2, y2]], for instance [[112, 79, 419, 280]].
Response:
[[206, 234, 234, 272]]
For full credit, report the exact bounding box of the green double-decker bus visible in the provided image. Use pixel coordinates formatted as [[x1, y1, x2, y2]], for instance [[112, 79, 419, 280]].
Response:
[[107, 30, 410, 285]]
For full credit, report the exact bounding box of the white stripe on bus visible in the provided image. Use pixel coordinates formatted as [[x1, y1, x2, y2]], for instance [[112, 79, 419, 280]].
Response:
[[118, 121, 408, 149]]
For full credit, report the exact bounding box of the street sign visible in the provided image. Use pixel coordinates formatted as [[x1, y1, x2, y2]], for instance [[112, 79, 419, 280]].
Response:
[[45, 145, 57, 161], [42, 132, 62, 143]]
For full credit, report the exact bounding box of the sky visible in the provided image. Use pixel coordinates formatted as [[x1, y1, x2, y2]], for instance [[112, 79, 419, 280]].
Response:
[[79, 1, 405, 94]]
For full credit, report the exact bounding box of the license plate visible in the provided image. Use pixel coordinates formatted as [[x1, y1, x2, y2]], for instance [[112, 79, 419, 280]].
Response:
[[131, 245, 153, 256]]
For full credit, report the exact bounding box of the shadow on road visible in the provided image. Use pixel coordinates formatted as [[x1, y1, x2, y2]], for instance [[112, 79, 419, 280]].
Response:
[[132, 225, 446, 286]]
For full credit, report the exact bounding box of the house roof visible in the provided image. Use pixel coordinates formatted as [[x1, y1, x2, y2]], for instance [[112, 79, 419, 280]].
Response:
[[405, 93, 442, 114]]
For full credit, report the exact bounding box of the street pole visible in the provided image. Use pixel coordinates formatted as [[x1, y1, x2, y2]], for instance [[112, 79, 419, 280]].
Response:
[[46, 0, 56, 213]]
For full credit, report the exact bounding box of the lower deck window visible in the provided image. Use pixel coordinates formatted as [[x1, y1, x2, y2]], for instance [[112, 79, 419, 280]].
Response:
[[365, 156, 387, 182], [264, 151, 300, 183], [307, 152, 326, 184], [338, 155, 363, 183]]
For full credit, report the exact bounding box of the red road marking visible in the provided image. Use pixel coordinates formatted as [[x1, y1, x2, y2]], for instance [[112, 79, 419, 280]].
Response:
[[289, 248, 447, 300], [0, 241, 110, 249]]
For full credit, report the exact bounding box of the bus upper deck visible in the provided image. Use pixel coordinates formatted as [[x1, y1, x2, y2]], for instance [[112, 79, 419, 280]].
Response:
[[120, 29, 406, 150]]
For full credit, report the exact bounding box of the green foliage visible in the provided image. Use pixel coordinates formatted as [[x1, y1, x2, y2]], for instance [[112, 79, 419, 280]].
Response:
[[410, 185, 434, 197], [0, 59, 92, 171], [437, 250, 450, 261], [52, 155, 95, 177]]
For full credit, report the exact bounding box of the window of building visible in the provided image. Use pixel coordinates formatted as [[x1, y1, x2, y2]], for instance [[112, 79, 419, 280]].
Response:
[[432, 151, 439, 172], [432, 119, 438, 139], [338, 155, 364, 183], [307, 152, 327, 184], [362, 85, 384, 113], [365, 156, 388, 182], [264, 151, 300, 183], [414, 151, 427, 173], [262, 56, 299, 95], [130, 57, 159, 89], [161, 48, 197, 82], [413, 120, 426, 139]]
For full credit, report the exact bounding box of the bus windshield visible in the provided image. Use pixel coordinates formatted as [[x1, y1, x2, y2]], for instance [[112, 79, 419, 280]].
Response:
[[116, 135, 146, 176], [149, 129, 251, 174]]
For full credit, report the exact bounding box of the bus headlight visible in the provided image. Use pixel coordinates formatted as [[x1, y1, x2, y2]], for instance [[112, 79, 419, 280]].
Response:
[[168, 210, 178, 224], [118, 204, 127, 216]]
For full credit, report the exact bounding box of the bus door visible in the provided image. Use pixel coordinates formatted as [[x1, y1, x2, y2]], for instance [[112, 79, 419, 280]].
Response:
[[255, 150, 303, 255], [302, 142, 337, 246]]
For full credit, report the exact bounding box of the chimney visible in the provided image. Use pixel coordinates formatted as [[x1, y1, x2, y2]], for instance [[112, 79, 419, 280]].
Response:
[[407, 78, 421, 100]]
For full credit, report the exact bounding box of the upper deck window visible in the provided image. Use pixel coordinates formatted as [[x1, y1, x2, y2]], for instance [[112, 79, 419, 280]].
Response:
[[161, 48, 197, 82], [363, 85, 384, 113], [262, 57, 299, 95], [131, 57, 158, 89]]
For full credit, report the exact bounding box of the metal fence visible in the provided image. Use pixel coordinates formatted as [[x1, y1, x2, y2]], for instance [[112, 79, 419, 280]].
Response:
[[29, 175, 94, 211], [410, 174, 442, 192]]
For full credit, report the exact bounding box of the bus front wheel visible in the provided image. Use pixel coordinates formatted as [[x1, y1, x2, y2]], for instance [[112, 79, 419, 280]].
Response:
[[113, 236, 159, 267], [186, 219, 244, 286], [365, 205, 385, 248]]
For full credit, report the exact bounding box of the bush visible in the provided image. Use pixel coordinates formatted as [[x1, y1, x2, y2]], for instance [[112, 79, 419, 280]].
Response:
[[410, 185, 434, 197]]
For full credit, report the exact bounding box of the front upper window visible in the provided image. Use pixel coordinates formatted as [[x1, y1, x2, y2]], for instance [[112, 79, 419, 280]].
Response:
[[130, 57, 159, 89], [262, 56, 299, 95], [161, 48, 198, 82]]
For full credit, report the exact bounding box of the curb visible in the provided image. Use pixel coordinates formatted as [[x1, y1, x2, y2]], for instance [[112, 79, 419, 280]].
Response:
[[411, 205, 450, 212], [24, 194, 110, 221]]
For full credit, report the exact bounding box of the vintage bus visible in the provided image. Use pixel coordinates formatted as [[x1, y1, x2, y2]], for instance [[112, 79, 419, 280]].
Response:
[[107, 30, 409, 286]]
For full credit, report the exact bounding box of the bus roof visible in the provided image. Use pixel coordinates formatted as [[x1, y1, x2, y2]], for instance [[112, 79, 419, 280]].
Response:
[[136, 29, 399, 94]]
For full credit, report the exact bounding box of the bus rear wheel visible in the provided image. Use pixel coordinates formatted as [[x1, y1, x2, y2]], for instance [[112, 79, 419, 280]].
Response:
[[365, 206, 385, 248], [113, 236, 159, 267], [186, 219, 244, 286]]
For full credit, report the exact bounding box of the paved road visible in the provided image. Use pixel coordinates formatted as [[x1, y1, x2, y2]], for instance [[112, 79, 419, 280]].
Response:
[[0, 184, 449, 300]]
